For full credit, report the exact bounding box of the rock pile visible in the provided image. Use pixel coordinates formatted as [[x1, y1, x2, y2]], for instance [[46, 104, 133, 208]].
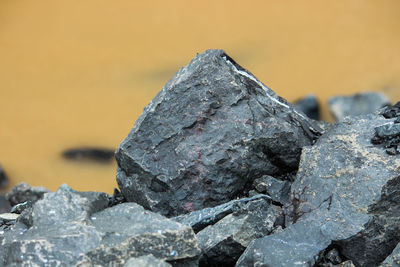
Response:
[[1, 50, 399, 266]]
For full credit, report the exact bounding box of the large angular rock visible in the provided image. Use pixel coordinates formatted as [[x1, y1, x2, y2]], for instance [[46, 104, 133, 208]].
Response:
[[197, 198, 280, 266], [116, 49, 321, 217], [1, 185, 200, 266], [328, 92, 390, 121], [237, 113, 400, 267]]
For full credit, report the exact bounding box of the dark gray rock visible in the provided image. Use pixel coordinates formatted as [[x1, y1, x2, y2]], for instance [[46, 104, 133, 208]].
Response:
[[172, 194, 272, 233], [328, 92, 390, 121], [1, 185, 200, 266], [197, 198, 280, 266], [116, 49, 321, 217], [0, 195, 11, 213], [294, 94, 320, 120], [0, 165, 9, 189], [124, 255, 172, 267], [252, 175, 291, 205], [379, 242, 400, 266], [5, 182, 49, 207], [62, 147, 115, 163], [237, 114, 400, 267]]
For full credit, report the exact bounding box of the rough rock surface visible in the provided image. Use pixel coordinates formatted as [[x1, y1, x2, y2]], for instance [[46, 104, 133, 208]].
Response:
[[197, 198, 280, 266], [124, 255, 172, 267], [371, 102, 400, 155], [116, 49, 321, 217], [328, 92, 390, 121], [172, 194, 272, 233], [237, 113, 400, 267], [251, 175, 291, 205], [379, 242, 400, 267], [294, 94, 320, 121], [0, 185, 200, 266], [0, 195, 11, 213], [5, 182, 49, 207]]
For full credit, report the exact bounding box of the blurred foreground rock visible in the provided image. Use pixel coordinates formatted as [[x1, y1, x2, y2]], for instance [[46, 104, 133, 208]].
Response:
[[5, 182, 49, 207], [0, 185, 200, 266], [329, 92, 390, 121], [116, 49, 321, 217], [0, 165, 9, 189]]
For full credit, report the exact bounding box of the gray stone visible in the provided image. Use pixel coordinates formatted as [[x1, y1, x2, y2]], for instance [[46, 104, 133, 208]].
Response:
[[1, 185, 200, 266], [0, 195, 11, 213], [294, 94, 320, 120], [237, 114, 400, 267], [0, 165, 8, 189], [375, 122, 400, 138], [124, 255, 172, 267], [116, 49, 321, 217], [171, 194, 272, 233], [379, 242, 400, 267], [328, 91, 390, 121], [197, 198, 280, 266], [252, 175, 291, 204], [6, 182, 49, 207]]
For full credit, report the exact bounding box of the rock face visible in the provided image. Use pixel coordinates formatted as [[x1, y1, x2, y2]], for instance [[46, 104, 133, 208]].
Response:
[[116, 49, 321, 217], [329, 92, 390, 121], [0, 185, 200, 266], [379, 242, 400, 267], [196, 198, 280, 266], [237, 113, 400, 267]]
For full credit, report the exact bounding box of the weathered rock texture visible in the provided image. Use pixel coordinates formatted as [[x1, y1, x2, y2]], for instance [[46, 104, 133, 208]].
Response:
[[329, 92, 390, 121], [197, 198, 279, 266], [237, 113, 400, 267], [116, 49, 321, 217], [124, 255, 172, 267], [0, 185, 200, 266], [379, 242, 400, 267], [5, 182, 49, 207]]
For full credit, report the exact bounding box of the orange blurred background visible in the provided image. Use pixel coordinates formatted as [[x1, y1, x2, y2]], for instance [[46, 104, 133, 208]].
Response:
[[0, 0, 399, 193]]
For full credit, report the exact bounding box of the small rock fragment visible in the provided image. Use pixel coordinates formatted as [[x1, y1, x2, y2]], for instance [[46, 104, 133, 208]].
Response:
[[5, 182, 49, 206], [329, 92, 391, 121], [197, 198, 280, 266], [252, 175, 291, 204], [62, 147, 115, 163], [294, 94, 320, 120], [171, 194, 272, 233]]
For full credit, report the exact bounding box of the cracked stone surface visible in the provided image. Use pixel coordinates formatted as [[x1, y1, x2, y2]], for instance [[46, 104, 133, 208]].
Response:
[[0, 185, 200, 266], [116, 49, 321, 217], [237, 113, 400, 267]]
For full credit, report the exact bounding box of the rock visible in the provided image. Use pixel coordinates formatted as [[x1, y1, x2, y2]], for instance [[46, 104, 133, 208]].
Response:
[[0, 195, 11, 213], [379, 242, 400, 266], [0, 213, 19, 223], [124, 255, 172, 267], [371, 102, 400, 155], [237, 113, 400, 267], [62, 147, 115, 163], [1, 185, 200, 266], [116, 49, 321, 217], [294, 94, 320, 120], [171, 194, 272, 233], [328, 91, 391, 121], [197, 198, 280, 266], [252, 175, 291, 205], [5, 182, 49, 207], [0, 164, 9, 189]]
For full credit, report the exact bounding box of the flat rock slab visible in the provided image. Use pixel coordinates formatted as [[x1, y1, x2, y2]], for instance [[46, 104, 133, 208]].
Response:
[[116, 49, 321, 217], [0, 185, 200, 266], [237, 114, 400, 267]]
